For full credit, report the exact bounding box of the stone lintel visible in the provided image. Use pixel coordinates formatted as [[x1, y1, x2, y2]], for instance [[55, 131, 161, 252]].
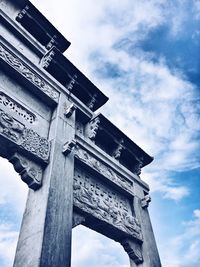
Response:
[[75, 135, 150, 192], [0, 38, 59, 105]]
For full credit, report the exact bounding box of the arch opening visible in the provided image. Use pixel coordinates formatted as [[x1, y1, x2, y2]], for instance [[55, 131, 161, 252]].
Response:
[[0, 157, 28, 267], [72, 225, 130, 267]]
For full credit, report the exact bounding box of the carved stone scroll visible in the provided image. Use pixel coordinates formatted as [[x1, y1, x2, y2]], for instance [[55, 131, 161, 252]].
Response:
[[0, 109, 50, 162], [74, 145, 133, 194], [9, 152, 43, 190], [0, 91, 35, 124], [73, 167, 143, 241], [0, 42, 59, 102], [121, 239, 143, 264]]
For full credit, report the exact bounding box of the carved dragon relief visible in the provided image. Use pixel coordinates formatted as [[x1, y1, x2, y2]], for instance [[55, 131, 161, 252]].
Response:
[[74, 145, 133, 194], [73, 167, 143, 241], [9, 153, 43, 190], [0, 43, 59, 102], [0, 109, 50, 161]]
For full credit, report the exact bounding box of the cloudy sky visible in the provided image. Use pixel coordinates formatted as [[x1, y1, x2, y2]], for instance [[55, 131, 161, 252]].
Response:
[[0, 0, 200, 266]]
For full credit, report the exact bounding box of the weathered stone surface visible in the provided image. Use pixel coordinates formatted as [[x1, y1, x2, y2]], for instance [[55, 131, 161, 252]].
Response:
[[1, 1, 161, 267]]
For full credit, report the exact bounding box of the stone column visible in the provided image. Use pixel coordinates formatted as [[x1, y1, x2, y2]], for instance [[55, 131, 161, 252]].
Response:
[[13, 94, 75, 267]]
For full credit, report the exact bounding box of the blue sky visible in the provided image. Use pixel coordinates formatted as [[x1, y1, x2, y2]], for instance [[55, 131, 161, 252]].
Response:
[[0, 0, 200, 266]]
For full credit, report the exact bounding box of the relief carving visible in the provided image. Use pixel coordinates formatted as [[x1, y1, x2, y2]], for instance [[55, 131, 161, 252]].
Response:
[[0, 92, 35, 124], [141, 194, 151, 209], [9, 152, 43, 190], [74, 145, 133, 194], [87, 93, 97, 110], [86, 117, 100, 141], [73, 168, 142, 241], [0, 43, 59, 102], [112, 139, 124, 160], [121, 239, 143, 264], [0, 109, 50, 161]]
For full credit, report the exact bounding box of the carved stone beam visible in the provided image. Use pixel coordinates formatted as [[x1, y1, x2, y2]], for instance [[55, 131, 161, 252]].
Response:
[[86, 117, 100, 142], [112, 139, 124, 160], [141, 194, 151, 208], [0, 42, 59, 103], [64, 103, 77, 118], [0, 109, 50, 162], [63, 140, 76, 156], [72, 212, 85, 228], [9, 153, 43, 190], [121, 239, 143, 265]]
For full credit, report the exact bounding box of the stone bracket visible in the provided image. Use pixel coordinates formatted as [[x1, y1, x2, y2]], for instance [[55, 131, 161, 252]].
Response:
[[64, 103, 77, 118], [121, 239, 143, 265], [63, 140, 76, 156], [141, 194, 151, 208], [85, 117, 100, 142], [72, 212, 85, 228], [9, 152, 43, 190]]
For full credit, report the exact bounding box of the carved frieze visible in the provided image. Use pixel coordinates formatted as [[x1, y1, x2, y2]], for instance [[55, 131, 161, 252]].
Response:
[[74, 145, 133, 194], [0, 43, 59, 102], [73, 167, 142, 241], [0, 109, 50, 161], [0, 91, 35, 124], [9, 153, 43, 190], [121, 239, 143, 264]]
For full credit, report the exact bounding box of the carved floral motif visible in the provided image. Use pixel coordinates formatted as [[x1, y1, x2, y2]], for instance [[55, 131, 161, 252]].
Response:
[[0, 43, 59, 101], [73, 168, 142, 241], [0, 92, 35, 124], [74, 145, 133, 194], [0, 109, 50, 161]]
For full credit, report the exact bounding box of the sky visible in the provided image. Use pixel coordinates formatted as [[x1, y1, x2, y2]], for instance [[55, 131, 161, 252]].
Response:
[[0, 0, 200, 266]]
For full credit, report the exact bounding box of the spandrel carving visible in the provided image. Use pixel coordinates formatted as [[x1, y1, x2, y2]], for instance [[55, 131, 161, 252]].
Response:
[[121, 239, 143, 264], [0, 43, 59, 102], [74, 145, 133, 194], [73, 167, 142, 241], [0, 91, 35, 124], [9, 153, 43, 190], [0, 109, 50, 161]]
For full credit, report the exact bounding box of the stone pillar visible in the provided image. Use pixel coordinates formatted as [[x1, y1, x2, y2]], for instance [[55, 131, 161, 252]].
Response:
[[13, 94, 75, 267]]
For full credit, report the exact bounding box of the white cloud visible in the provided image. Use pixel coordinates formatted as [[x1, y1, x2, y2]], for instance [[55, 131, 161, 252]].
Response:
[[161, 209, 200, 267], [72, 225, 129, 267], [0, 223, 19, 267]]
